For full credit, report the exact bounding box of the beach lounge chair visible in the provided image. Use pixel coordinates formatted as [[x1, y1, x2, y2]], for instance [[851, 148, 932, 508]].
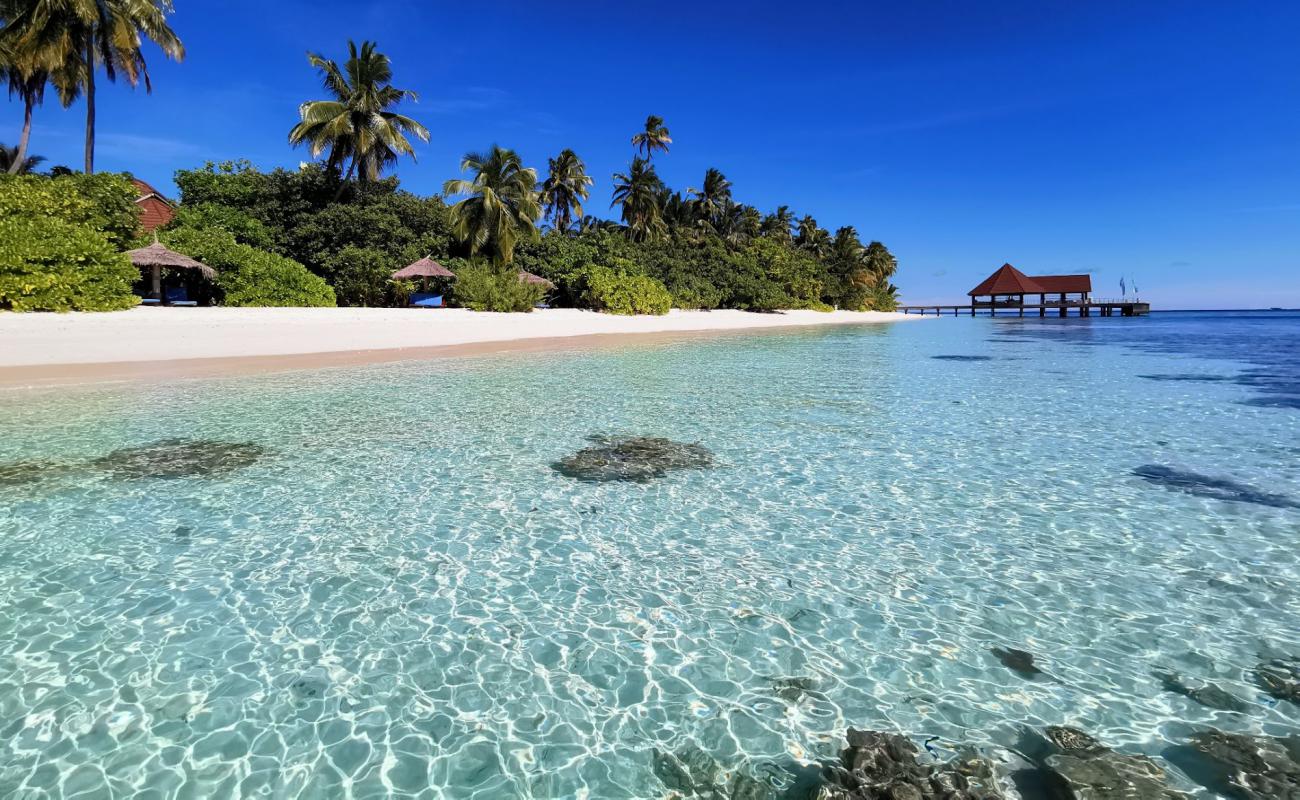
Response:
[[409, 292, 444, 308], [165, 287, 198, 307]]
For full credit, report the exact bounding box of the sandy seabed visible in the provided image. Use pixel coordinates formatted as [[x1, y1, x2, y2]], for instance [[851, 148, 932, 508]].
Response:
[[0, 306, 916, 387]]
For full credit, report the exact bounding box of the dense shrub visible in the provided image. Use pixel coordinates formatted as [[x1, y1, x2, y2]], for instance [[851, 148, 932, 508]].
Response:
[[449, 262, 545, 312], [0, 217, 139, 312], [663, 274, 725, 310], [160, 227, 335, 307], [573, 264, 672, 315], [0, 172, 139, 247], [174, 160, 452, 306], [320, 245, 401, 307], [167, 203, 277, 251]]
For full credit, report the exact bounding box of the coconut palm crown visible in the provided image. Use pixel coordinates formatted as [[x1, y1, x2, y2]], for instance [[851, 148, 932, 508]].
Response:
[[0, 142, 45, 173], [630, 114, 671, 160], [611, 156, 667, 242], [0, 0, 183, 173], [539, 148, 593, 234], [443, 145, 542, 266], [289, 40, 429, 185]]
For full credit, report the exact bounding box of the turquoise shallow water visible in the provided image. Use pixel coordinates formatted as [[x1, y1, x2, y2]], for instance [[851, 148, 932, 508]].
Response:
[[0, 312, 1298, 798]]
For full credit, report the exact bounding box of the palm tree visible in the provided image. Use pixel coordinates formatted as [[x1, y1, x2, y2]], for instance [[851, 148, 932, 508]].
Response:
[[630, 114, 671, 160], [761, 205, 795, 244], [1, 6, 47, 176], [862, 241, 898, 283], [2, 0, 183, 173], [687, 167, 732, 228], [290, 40, 429, 191], [1, 0, 184, 174], [0, 141, 44, 173], [610, 156, 666, 242], [0, 0, 73, 174], [577, 215, 619, 234], [796, 215, 831, 258], [538, 148, 592, 234], [443, 145, 541, 266]]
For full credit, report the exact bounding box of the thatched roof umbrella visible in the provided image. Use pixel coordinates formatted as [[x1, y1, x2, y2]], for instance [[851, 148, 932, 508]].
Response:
[[126, 241, 216, 303], [392, 257, 455, 291], [518, 270, 554, 289]]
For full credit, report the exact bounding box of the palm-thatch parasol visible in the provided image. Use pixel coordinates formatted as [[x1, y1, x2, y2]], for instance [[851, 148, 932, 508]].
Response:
[[126, 240, 216, 302], [518, 271, 554, 289], [393, 257, 455, 290]]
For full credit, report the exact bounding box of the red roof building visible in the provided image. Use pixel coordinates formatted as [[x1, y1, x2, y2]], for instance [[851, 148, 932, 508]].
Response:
[[132, 178, 176, 233], [968, 263, 1091, 300], [967, 264, 1045, 296]]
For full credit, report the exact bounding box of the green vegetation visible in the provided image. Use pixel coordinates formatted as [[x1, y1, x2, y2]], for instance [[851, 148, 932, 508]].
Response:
[[449, 262, 544, 312], [2, 13, 902, 313], [572, 264, 672, 315], [0, 172, 141, 311], [0, 172, 138, 246], [0, 0, 184, 173], [631, 115, 672, 160], [157, 226, 335, 308], [443, 146, 541, 266], [288, 40, 429, 192], [539, 149, 592, 234], [0, 215, 138, 311], [0, 142, 42, 173]]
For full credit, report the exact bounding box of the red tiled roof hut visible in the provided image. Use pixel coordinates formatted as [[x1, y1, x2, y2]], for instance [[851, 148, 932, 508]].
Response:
[[968, 263, 1091, 310], [132, 178, 176, 233]]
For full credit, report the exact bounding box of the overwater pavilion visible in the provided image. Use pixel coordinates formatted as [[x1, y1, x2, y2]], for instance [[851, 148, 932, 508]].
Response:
[[969, 263, 1092, 315], [900, 263, 1148, 317]]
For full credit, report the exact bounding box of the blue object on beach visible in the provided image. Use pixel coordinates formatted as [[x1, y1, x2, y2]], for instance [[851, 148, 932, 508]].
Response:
[[140, 297, 161, 306], [165, 287, 198, 307], [409, 293, 444, 308]]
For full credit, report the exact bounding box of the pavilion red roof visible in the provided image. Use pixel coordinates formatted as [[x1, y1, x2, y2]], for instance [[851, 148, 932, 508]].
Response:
[[968, 264, 1045, 296], [1030, 274, 1092, 294]]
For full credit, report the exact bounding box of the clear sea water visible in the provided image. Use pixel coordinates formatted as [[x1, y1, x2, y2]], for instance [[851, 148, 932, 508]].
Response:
[[0, 311, 1297, 798]]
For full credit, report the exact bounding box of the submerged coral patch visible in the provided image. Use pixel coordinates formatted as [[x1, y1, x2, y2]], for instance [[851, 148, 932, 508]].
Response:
[[1163, 729, 1300, 798], [552, 435, 714, 482], [1252, 657, 1300, 703], [990, 647, 1044, 679], [1132, 464, 1300, 509], [0, 458, 78, 487], [91, 439, 269, 479], [821, 728, 1008, 799], [1152, 669, 1251, 712]]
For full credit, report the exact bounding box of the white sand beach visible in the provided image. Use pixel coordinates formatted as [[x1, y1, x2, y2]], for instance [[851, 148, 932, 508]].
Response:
[[0, 307, 914, 386]]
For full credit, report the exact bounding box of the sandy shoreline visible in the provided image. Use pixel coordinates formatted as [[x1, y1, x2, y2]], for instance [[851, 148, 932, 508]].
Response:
[[0, 307, 915, 388]]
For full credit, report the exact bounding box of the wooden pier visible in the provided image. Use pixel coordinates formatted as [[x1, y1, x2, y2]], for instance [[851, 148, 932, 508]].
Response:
[[900, 300, 1150, 317], [904, 263, 1150, 318]]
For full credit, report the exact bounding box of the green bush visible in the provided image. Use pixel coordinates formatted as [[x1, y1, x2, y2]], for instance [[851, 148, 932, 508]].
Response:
[[450, 262, 544, 312], [574, 264, 672, 315], [0, 173, 139, 248], [665, 274, 725, 310], [0, 217, 140, 312], [167, 203, 277, 251], [160, 227, 335, 307], [321, 245, 402, 307]]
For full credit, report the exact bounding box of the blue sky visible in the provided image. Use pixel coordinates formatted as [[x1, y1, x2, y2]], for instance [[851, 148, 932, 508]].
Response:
[[10, 0, 1299, 308]]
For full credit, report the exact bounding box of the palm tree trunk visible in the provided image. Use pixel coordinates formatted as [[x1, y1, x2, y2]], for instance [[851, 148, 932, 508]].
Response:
[[8, 94, 34, 175], [332, 158, 358, 202], [84, 35, 96, 174]]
